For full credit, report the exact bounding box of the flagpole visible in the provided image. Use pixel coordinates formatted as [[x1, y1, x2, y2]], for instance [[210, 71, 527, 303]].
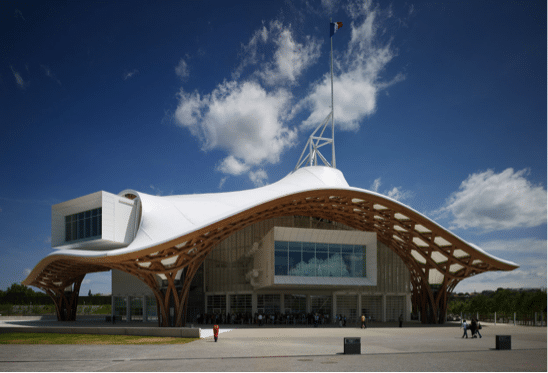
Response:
[[330, 18, 336, 168]]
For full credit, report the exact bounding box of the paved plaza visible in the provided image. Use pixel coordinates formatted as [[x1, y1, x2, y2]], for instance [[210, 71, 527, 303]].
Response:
[[0, 319, 545, 371]]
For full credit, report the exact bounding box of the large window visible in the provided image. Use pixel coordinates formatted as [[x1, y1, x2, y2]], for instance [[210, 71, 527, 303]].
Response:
[[257, 294, 281, 314], [65, 208, 101, 242], [275, 241, 366, 278], [230, 294, 252, 314]]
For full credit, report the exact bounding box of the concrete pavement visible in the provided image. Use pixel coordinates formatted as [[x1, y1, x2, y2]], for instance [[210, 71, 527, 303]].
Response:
[[0, 318, 545, 371]]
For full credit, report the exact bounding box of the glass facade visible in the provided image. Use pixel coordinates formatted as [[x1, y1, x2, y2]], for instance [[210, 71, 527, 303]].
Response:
[[275, 241, 366, 278], [65, 208, 102, 242]]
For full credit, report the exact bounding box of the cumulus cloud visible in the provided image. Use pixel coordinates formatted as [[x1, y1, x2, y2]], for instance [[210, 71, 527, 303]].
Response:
[[10, 66, 28, 89], [249, 169, 268, 186], [296, 1, 403, 131], [370, 177, 412, 201], [455, 238, 546, 292], [217, 155, 249, 176], [233, 20, 321, 86], [174, 3, 403, 184], [175, 58, 189, 80], [440, 168, 547, 232], [258, 21, 322, 86], [175, 80, 297, 178]]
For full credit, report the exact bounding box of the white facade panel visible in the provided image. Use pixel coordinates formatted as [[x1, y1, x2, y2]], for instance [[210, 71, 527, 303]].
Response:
[[51, 191, 137, 250], [101, 193, 115, 242], [114, 198, 135, 244]]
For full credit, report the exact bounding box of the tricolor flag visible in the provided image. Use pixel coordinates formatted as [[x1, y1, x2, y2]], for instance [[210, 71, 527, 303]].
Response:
[[330, 21, 343, 37]]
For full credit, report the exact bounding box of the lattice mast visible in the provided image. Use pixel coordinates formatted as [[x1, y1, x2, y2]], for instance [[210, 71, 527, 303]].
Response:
[[295, 19, 342, 171]]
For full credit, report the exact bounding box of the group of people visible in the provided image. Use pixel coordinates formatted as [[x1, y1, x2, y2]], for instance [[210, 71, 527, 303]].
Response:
[[461, 318, 482, 338], [197, 312, 339, 326]]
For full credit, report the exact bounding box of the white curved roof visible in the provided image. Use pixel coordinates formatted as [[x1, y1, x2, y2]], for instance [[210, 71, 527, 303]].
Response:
[[24, 166, 518, 289]]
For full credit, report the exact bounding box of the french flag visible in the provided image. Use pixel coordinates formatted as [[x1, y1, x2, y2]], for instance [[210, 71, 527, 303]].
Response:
[[330, 22, 343, 37]]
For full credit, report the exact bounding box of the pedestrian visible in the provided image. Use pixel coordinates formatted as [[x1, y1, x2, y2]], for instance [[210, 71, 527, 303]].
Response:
[[361, 314, 366, 329], [343, 315, 346, 327], [399, 314, 403, 328], [258, 313, 263, 326], [461, 319, 469, 338], [470, 318, 477, 338], [475, 319, 483, 338], [213, 324, 219, 342]]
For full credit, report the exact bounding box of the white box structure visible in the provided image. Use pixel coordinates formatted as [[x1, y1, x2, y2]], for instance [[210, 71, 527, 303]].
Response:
[[51, 191, 140, 250]]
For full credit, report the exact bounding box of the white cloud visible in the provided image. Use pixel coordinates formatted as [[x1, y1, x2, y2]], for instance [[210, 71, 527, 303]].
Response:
[[478, 238, 546, 257], [123, 69, 138, 80], [24, 268, 31, 276], [175, 80, 297, 174], [370, 177, 412, 201], [41, 65, 61, 85], [296, 1, 403, 131], [175, 58, 189, 80], [249, 169, 268, 186], [440, 168, 547, 232], [258, 21, 322, 86], [174, 6, 403, 182], [217, 155, 250, 176], [10, 65, 28, 89], [218, 177, 228, 189], [234, 20, 322, 86], [386, 186, 412, 201], [454, 238, 547, 292], [371, 178, 381, 192]]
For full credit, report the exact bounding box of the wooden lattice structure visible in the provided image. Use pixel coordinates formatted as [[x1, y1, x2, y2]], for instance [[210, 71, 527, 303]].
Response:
[[23, 169, 518, 325]]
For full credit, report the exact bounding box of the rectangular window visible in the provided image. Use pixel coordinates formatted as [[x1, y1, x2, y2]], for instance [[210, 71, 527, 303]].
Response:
[[341, 245, 353, 277], [274, 241, 288, 276], [65, 208, 102, 243], [257, 294, 280, 314], [315, 243, 328, 277], [274, 240, 366, 279], [327, 244, 341, 277], [301, 242, 315, 276], [288, 242, 302, 276]]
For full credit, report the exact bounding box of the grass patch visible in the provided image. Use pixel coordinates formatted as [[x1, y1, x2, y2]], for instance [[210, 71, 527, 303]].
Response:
[[0, 332, 198, 345]]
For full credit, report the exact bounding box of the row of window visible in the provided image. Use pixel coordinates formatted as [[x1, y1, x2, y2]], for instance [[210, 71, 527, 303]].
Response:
[[274, 241, 366, 278], [65, 208, 102, 242]]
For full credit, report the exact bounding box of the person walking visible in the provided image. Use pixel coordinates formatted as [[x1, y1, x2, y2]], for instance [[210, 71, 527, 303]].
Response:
[[470, 318, 477, 338], [213, 324, 219, 342], [361, 314, 366, 329], [461, 319, 469, 338], [399, 314, 403, 328], [476, 319, 483, 338]]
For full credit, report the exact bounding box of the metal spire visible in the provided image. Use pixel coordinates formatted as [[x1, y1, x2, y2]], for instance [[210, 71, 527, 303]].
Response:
[[295, 18, 339, 171]]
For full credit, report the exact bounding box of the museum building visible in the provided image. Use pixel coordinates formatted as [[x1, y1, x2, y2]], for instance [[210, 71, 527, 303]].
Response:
[[23, 166, 518, 326]]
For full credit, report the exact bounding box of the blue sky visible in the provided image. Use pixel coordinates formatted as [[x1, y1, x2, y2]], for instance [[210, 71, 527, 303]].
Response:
[[1, 0, 546, 295]]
